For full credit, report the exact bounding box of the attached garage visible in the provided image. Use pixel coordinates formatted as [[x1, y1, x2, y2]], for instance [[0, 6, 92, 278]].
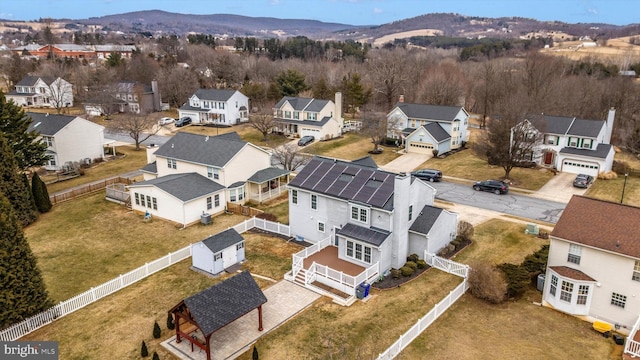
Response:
[[409, 142, 434, 154], [561, 159, 600, 177]]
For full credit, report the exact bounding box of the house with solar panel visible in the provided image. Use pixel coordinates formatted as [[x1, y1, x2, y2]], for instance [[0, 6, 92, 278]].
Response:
[[285, 156, 458, 301], [386, 97, 470, 155], [177, 89, 249, 126], [272, 92, 344, 141], [26, 112, 105, 171], [511, 108, 616, 176], [130, 132, 289, 226]]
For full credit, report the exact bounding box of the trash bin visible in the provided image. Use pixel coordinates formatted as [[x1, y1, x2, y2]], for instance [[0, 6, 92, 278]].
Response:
[[356, 286, 365, 300], [536, 274, 545, 292], [362, 282, 371, 297]]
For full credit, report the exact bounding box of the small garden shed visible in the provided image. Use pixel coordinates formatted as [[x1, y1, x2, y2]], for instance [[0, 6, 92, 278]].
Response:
[[192, 228, 245, 275]]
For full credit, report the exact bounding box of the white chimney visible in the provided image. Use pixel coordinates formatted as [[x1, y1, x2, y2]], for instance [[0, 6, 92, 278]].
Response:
[[146, 144, 159, 164], [391, 172, 411, 269], [334, 92, 343, 127], [605, 107, 615, 144]]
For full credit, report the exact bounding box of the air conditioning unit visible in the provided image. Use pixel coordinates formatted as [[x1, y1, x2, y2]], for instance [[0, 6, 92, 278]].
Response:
[[525, 223, 539, 235]]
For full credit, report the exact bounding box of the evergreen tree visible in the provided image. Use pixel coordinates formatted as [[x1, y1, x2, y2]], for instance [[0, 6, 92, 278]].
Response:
[[140, 341, 149, 357], [0, 135, 38, 227], [22, 173, 37, 214], [166, 313, 175, 330], [153, 320, 161, 338], [31, 172, 52, 213], [274, 69, 308, 97], [312, 77, 333, 100], [0, 94, 48, 170], [0, 192, 52, 329], [152, 352, 160, 360], [252, 346, 259, 360]]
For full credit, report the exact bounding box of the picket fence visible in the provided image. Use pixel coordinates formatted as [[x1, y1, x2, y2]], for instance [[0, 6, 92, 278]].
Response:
[[0, 217, 289, 342]]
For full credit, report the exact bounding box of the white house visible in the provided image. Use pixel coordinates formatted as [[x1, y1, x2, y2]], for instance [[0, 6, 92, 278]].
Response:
[[142, 131, 289, 206], [27, 112, 105, 171], [83, 80, 162, 116], [386, 98, 470, 155], [127, 173, 226, 227], [6, 76, 74, 109], [178, 89, 249, 126], [191, 228, 246, 276], [287, 156, 458, 280], [542, 195, 640, 338], [512, 108, 616, 176], [272, 92, 343, 140]]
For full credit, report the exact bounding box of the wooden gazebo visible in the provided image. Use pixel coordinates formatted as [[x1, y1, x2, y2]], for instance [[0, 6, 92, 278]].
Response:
[[168, 271, 267, 360]]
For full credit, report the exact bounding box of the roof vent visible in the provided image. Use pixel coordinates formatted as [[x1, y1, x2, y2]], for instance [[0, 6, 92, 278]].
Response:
[[171, 143, 174, 148], [616, 241, 620, 248]]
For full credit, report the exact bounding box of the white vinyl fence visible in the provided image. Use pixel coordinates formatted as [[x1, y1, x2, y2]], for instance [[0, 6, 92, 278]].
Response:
[[0, 217, 289, 341], [376, 253, 471, 359]]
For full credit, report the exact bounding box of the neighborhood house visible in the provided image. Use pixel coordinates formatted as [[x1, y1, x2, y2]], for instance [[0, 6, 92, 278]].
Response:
[[272, 92, 344, 140], [83, 80, 163, 115], [6, 76, 74, 109], [178, 89, 249, 126]]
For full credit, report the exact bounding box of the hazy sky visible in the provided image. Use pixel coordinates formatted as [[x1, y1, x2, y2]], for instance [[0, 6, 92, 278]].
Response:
[[1, 0, 638, 26]]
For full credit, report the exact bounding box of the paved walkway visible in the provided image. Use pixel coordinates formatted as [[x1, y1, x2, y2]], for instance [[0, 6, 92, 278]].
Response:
[[162, 279, 321, 360]]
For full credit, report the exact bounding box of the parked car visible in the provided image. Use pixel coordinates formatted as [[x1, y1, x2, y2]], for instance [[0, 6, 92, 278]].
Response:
[[573, 174, 594, 188], [473, 180, 509, 194], [175, 117, 192, 127], [297, 135, 314, 146], [411, 169, 443, 182], [158, 117, 174, 126]]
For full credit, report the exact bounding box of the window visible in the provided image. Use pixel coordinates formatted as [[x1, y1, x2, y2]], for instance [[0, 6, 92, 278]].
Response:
[[550, 275, 558, 296], [146, 196, 151, 208], [291, 190, 298, 204], [567, 244, 582, 265], [611, 292, 627, 308], [408, 205, 413, 221], [152, 197, 157, 210], [633, 261, 640, 281], [577, 285, 589, 305], [285, 110, 292, 118], [560, 281, 573, 303], [214, 194, 220, 207], [346, 240, 372, 264], [311, 194, 317, 209], [547, 137, 555, 145], [219, 102, 225, 109], [307, 112, 317, 120], [318, 222, 325, 233], [167, 158, 176, 169], [214, 253, 222, 261], [207, 197, 212, 210], [140, 195, 146, 207], [294, 111, 299, 119], [350, 205, 369, 223], [42, 136, 53, 147], [135, 193, 140, 205], [236, 242, 244, 250]]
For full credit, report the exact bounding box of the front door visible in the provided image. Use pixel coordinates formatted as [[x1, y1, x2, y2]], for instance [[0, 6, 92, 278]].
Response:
[[544, 152, 553, 165]]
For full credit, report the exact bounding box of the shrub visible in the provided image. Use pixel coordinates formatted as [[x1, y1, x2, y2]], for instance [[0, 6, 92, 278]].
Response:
[[255, 212, 278, 222], [416, 259, 427, 269], [407, 253, 419, 263], [400, 266, 414, 277], [522, 244, 549, 274], [451, 239, 461, 248], [152, 352, 160, 360], [153, 321, 161, 339], [391, 268, 402, 279], [613, 160, 630, 175], [141, 341, 149, 357], [468, 261, 507, 304], [166, 313, 175, 330], [432, 149, 439, 157], [405, 261, 418, 270], [497, 263, 531, 299], [457, 220, 474, 242], [252, 346, 259, 360]]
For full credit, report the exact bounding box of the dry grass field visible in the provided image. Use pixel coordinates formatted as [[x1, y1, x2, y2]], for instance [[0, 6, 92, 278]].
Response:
[[304, 132, 402, 165], [541, 36, 640, 63]]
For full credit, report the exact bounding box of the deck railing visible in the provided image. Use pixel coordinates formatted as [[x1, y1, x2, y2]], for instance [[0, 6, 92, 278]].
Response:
[[307, 261, 379, 296], [424, 251, 470, 278], [625, 315, 640, 356]]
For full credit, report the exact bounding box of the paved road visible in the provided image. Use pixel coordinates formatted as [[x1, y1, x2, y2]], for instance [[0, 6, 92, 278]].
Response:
[[104, 129, 171, 146], [429, 180, 566, 224]]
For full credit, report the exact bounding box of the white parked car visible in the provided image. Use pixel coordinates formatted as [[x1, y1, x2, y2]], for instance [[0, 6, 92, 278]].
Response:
[[158, 117, 175, 126]]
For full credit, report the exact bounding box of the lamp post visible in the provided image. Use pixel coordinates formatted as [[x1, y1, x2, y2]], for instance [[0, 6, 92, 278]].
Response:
[[621, 173, 629, 204]]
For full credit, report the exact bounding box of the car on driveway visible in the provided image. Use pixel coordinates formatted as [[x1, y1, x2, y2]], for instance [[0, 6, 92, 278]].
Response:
[[573, 173, 594, 188], [175, 117, 192, 127], [411, 169, 443, 182], [297, 135, 314, 146], [473, 180, 509, 194], [158, 117, 174, 126]]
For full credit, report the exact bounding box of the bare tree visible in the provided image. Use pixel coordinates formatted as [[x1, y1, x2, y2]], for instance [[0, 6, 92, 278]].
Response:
[[248, 109, 276, 142], [367, 49, 411, 109], [271, 143, 310, 171], [158, 66, 199, 108], [418, 61, 466, 106], [109, 112, 162, 150], [360, 111, 388, 153]]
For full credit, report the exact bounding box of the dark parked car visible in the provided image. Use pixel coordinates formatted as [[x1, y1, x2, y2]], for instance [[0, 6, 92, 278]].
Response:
[[573, 174, 594, 188], [297, 135, 314, 146], [411, 169, 443, 182], [175, 117, 192, 127], [473, 180, 509, 195]]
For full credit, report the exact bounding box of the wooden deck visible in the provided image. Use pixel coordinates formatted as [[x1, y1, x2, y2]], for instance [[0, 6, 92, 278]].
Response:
[[303, 246, 364, 276]]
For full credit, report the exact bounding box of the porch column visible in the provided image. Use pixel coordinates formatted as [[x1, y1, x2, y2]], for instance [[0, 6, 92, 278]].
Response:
[[258, 305, 263, 331], [175, 313, 181, 343], [205, 334, 212, 360]]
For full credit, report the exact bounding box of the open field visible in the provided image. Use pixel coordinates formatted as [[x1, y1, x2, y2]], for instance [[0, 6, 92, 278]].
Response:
[[542, 36, 640, 62]]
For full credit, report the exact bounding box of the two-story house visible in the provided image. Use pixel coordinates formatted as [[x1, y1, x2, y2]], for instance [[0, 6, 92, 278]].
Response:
[[27, 112, 105, 170], [513, 108, 616, 176], [542, 195, 640, 340], [6, 76, 74, 109], [286, 156, 458, 298], [130, 132, 289, 226], [272, 92, 343, 140], [83, 80, 162, 116], [386, 98, 470, 155], [178, 89, 249, 126]]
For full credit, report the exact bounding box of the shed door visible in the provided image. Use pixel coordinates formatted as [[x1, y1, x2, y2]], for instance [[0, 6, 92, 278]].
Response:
[[222, 247, 237, 268]]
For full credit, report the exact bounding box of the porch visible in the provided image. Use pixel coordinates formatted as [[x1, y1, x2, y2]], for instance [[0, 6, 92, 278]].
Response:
[[246, 168, 290, 204]]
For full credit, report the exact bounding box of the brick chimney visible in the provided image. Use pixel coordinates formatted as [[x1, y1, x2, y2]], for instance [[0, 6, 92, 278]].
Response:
[[399, 95, 405, 103]]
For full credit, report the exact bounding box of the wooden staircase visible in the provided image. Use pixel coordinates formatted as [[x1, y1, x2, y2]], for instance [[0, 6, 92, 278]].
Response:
[[124, 197, 132, 210], [293, 268, 307, 285]]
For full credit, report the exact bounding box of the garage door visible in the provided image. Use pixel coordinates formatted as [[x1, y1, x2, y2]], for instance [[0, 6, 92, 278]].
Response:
[[561, 159, 599, 176], [408, 142, 434, 154]]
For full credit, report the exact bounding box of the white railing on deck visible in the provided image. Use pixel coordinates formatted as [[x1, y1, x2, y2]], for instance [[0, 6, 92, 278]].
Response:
[[424, 251, 470, 278], [625, 315, 640, 356], [305, 261, 379, 296], [291, 236, 332, 278]]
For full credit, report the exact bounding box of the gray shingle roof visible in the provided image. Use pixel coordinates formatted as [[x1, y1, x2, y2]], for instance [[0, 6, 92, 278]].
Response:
[[288, 156, 396, 210], [274, 116, 332, 127], [182, 271, 267, 336], [201, 228, 244, 253], [141, 161, 157, 174], [568, 118, 605, 138], [350, 156, 378, 168], [421, 123, 451, 142], [128, 173, 225, 202], [194, 89, 238, 101], [409, 205, 444, 235], [527, 114, 604, 137], [394, 103, 464, 122], [27, 112, 75, 135], [16, 76, 56, 86], [247, 167, 290, 183], [153, 132, 247, 168], [274, 96, 330, 112], [337, 222, 390, 247], [559, 143, 612, 159]]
